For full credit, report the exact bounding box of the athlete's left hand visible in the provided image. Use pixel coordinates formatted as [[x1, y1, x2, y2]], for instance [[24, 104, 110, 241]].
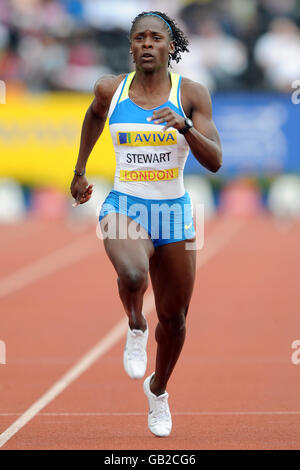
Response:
[[147, 107, 185, 132]]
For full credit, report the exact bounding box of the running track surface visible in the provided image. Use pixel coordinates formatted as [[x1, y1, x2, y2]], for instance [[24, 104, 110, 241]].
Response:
[[0, 213, 300, 450]]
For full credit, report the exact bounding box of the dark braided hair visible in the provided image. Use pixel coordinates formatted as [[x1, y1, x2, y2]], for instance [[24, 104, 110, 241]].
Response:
[[130, 11, 189, 67]]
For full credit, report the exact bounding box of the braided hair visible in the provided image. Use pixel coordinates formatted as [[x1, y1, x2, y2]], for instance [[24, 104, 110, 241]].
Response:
[[130, 11, 189, 67]]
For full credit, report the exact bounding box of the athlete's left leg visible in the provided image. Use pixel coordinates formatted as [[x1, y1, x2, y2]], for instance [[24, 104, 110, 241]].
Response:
[[149, 238, 197, 396]]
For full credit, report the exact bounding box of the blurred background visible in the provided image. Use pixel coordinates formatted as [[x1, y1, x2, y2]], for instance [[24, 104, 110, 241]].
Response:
[[0, 0, 300, 223]]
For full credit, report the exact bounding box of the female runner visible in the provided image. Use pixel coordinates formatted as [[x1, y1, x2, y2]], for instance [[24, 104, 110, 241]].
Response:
[[70, 11, 222, 437]]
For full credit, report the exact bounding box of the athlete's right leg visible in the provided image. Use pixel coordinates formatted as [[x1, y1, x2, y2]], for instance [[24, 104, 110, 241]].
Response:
[[100, 213, 154, 331]]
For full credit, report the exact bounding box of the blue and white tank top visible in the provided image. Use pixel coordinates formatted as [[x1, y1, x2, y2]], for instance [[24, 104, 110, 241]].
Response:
[[108, 71, 190, 199]]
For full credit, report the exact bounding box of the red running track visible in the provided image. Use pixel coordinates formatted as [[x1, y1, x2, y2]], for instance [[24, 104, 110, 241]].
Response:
[[0, 213, 300, 450]]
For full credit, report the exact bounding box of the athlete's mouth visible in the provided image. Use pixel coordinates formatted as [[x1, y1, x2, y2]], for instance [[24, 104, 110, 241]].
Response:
[[141, 53, 154, 59]]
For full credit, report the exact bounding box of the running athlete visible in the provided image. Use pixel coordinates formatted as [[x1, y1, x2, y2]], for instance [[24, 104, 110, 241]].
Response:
[[70, 11, 222, 437]]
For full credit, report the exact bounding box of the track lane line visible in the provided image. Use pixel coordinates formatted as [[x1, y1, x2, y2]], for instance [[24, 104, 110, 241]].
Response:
[[0, 215, 245, 448], [1, 411, 300, 417], [0, 233, 100, 298]]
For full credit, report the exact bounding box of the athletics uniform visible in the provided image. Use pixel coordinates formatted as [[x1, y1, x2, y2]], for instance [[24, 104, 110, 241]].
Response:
[[99, 71, 195, 247]]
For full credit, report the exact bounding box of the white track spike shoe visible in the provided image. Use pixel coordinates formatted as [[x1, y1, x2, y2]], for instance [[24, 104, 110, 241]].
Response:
[[123, 323, 148, 379], [143, 373, 172, 437]]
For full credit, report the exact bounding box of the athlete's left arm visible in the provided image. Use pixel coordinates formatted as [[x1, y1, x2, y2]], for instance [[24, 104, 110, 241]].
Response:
[[181, 81, 222, 173], [149, 80, 222, 173]]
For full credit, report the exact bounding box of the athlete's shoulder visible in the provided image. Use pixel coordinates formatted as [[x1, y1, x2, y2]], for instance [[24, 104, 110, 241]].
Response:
[[180, 76, 213, 116], [180, 76, 211, 101], [94, 74, 127, 105], [91, 74, 127, 118]]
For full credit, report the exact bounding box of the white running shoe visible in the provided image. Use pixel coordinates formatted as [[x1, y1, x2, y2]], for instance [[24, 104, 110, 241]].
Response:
[[123, 323, 148, 379], [143, 373, 172, 437]]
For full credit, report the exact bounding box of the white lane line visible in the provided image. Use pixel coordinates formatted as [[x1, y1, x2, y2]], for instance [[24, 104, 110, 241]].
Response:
[[0, 233, 99, 298], [1, 411, 300, 417], [0, 216, 245, 448], [195, 216, 244, 270]]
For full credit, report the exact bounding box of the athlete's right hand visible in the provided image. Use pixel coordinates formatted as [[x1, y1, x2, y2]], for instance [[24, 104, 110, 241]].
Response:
[[70, 175, 93, 207]]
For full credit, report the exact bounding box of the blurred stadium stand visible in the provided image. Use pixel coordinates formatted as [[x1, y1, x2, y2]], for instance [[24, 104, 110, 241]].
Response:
[[1, 0, 299, 93], [0, 0, 299, 222]]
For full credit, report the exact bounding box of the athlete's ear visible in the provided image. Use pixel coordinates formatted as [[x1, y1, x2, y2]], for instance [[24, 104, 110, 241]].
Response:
[[129, 49, 135, 63], [169, 40, 175, 55]]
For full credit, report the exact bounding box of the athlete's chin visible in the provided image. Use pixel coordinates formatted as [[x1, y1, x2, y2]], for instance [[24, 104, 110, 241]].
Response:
[[139, 61, 155, 68], [137, 62, 160, 73]]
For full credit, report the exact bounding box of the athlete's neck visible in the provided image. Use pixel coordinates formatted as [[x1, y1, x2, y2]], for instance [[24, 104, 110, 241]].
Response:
[[133, 68, 171, 95]]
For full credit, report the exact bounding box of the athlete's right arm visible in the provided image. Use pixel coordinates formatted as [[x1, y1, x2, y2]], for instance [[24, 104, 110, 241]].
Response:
[[70, 74, 124, 205]]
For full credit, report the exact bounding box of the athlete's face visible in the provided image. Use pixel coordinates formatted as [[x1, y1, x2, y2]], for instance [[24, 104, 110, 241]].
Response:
[[130, 17, 175, 71]]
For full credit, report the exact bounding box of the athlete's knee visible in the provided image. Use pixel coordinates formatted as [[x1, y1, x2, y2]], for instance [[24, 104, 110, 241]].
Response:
[[157, 306, 188, 336], [118, 267, 148, 293]]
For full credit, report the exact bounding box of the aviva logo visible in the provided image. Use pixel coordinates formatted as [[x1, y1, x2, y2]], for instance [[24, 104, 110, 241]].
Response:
[[118, 131, 177, 146]]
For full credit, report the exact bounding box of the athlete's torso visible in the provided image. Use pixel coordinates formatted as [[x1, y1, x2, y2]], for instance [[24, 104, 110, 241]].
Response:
[[108, 72, 190, 199]]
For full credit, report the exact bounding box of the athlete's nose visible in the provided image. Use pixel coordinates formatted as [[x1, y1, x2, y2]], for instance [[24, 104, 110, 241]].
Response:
[[142, 35, 153, 49], [142, 41, 153, 49]]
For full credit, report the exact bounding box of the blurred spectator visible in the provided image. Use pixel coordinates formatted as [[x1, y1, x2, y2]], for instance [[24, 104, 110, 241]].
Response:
[[82, 0, 150, 31], [8, 0, 74, 36], [51, 39, 112, 92], [174, 17, 248, 92], [0, 22, 9, 48], [257, 0, 300, 23], [17, 34, 68, 90], [59, 0, 84, 25], [253, 17, 300, 91]]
